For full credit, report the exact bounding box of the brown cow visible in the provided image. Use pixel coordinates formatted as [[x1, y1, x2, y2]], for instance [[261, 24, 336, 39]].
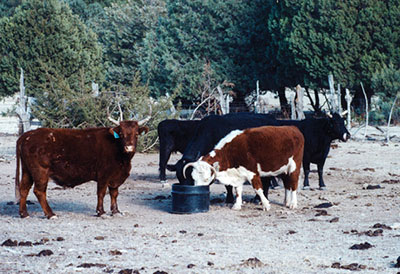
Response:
[[15, 120, 148, 219], [184, 126, 304, 211]]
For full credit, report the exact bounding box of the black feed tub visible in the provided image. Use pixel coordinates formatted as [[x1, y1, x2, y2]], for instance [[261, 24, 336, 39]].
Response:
[[171, 184, 210, 214]]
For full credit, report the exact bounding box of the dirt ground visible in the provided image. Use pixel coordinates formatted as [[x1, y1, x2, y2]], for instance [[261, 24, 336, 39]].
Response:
[[0, 135, 400, 273]]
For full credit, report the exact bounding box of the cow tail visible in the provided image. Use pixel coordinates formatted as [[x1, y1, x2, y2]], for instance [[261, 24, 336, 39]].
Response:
[[15, 141, 21, 204]]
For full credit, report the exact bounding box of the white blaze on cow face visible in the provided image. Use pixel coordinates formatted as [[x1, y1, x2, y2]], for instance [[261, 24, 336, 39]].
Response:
[[257, 156, 296, 177], [125, 146, 134, 152], [191, 161, 215, 186]]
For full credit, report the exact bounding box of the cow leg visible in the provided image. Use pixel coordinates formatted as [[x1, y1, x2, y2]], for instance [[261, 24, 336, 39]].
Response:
[[302, 161, 311, 190], [159, 143, 174, 183], [109, 186, 120, 215], [232, 185, 243, 210], [96, 183, 107, 216], [251, 177, 270, 203], [317, 163, 326, 190], [251, 176, 270, 211], [225, 185, 234, 204], [32, 176, 55, 219], [282, 173, 299, 209], [18, 172, 33, 218]]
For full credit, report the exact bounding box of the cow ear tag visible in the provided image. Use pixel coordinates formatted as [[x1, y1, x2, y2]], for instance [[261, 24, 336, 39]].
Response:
[[110, 128, 120, 139]]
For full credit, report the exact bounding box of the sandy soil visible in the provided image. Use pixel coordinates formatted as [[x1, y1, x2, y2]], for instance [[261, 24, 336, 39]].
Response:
[[0, 135, 400, 273]]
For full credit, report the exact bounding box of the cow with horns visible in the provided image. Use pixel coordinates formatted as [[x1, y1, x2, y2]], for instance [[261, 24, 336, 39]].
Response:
[[184, 126, 304, 211], [15, 111, 150, 219]]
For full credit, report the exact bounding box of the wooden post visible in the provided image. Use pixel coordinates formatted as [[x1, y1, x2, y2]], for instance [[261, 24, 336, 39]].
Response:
[[289, 89, 296, 119], [386, 93, 399, 142], [256, 80, 260, 113], [328, 74, 337, 112], [345, 89, 352, 129], [16, 68, 31, 134], [360, 82, 368, 139], [337, 83, 342, 114], [295, 84, 305, 120]]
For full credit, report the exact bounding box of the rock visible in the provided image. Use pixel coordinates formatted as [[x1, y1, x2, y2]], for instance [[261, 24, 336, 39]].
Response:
[[110, 250, 122, 256], [18, 241, 33, 246], [1, 239, 18, 246], [349, 242, 374, 250], [94, 236, 105, 240], [37, 249, 53, 256], [315, 210, 328, 216], [187, 264, 195, 268], [78, 263, 107, 268], [241, 257, 265, 268], [329, 217, 339, 223], [372, 223, 392, 230], [366, 185, 381, 190], [314, 202, 333, 208]]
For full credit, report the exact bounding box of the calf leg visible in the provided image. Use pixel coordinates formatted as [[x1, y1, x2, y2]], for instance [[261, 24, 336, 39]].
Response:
[[232, 185, 243, 210], [251, 176, 270, 211], [18, 172, 33, 218], [282, 172, 299, 209], [96, 183, 107, 216], [109, 186, 120, 215]]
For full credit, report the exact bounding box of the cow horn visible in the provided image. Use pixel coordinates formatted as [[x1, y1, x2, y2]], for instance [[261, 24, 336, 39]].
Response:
[[183, 162, 196, 179], [107, 106, 120, 125], [138, 104, 152, 126], [209, 164, 217, 184], [341, 110, 348, 117], [326, 112, 333, 118]]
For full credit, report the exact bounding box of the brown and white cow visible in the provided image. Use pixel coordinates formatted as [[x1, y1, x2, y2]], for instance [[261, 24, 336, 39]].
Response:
[[15, 120, 148, 219], [183, 126, 304, 211]]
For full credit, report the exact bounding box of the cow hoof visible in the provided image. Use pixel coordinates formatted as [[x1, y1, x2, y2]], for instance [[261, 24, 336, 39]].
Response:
[[161, 181, 171, 188], [263, 204, 271, 211], [232, 204, 242, 210], [288, 202, 298, 209], [48, 215, 58, 220], [319, 186, 327, 191], [112, 211, 124, 217], [302, 186, 310, 190]]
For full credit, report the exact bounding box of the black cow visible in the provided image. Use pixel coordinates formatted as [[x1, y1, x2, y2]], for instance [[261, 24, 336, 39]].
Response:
[[276, 112, 350, 190], [175, 112, 277, 203], [157, 119, 200, 183]]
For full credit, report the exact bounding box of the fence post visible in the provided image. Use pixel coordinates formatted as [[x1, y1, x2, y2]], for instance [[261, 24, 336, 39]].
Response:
[[345, 89, 352, 129], [16, 68, 31, 134]]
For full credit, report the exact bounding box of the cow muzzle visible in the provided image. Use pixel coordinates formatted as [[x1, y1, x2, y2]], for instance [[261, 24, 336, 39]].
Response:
[[124, 146, 135, 153]]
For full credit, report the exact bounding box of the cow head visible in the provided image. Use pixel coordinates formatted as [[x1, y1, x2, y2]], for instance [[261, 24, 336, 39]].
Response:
[[326, 112, 351, 142], [110, 121, 148, 153], [183, 161, 216, 186]]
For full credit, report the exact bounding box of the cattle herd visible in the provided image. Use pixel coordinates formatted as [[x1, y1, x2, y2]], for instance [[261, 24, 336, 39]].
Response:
[[15, 111, 350, 219]]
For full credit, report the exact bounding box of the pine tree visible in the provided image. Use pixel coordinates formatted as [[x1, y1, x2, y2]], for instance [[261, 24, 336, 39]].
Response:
[[0, 0, 103, 98]]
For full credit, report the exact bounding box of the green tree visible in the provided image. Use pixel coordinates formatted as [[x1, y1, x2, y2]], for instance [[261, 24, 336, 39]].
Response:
[[266, 0, 400, 110], [91, 0, 165, 86], [140, 0, 271, 102], [0, 0, 103, 98]]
